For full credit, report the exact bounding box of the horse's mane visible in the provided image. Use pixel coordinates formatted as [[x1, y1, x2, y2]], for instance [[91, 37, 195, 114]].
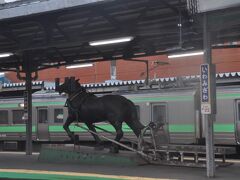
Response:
[[75, 82, 96, 97]]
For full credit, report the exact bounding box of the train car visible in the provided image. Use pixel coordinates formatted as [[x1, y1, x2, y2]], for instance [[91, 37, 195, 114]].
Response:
[[207, 85, 240, 145], [0, 84, 240, 151], [125, 87, 200, 145]]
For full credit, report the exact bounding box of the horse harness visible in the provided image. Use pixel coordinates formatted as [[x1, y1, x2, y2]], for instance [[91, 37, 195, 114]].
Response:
[[65, 89, 91, 118]]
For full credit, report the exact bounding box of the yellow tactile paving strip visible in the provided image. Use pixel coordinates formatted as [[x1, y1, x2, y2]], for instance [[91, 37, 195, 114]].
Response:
[[0, 169, 174, 180]]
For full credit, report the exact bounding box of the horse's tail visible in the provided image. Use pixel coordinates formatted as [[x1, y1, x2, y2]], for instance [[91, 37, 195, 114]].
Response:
[[125, 104, 145, 137]]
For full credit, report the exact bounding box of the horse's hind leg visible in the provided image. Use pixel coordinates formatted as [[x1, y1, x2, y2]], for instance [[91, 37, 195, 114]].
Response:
[[110, 122, 123, 153], [63, 116, 79, 144], [85, 123, 104, 150]]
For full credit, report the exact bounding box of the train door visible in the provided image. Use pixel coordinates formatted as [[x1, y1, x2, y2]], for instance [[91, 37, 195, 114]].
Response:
[[37, 107, 49, 140], [236, 101, 240, 143], [151, 103, 169, 144]]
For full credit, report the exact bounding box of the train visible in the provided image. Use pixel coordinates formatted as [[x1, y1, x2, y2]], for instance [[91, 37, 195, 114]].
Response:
[[0, 80, 240, 152]]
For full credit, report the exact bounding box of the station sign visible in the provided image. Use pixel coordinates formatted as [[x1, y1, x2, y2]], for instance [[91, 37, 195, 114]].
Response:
[[200, 64, 211, 114]]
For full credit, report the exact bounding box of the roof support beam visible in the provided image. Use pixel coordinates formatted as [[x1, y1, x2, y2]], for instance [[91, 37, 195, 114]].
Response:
[[93, 7, 128, 35], [160, 0, 180, 14], [94, 0, 154, 35], [0, 24, 19, 44]]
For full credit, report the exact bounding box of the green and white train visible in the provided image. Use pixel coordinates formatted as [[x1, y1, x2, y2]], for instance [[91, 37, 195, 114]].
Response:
[[0, 84, 240, 151]]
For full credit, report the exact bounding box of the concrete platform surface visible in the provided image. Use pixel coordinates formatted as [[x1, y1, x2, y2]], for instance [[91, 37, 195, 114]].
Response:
[[0, 151, 239, 179]]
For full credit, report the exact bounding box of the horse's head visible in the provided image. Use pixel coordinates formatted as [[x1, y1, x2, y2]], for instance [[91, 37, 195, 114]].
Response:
[[55, 77, 85, 95]]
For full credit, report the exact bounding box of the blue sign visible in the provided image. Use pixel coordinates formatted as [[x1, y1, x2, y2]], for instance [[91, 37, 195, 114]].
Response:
[[201, 64, 210, 103], [200, 64, 213, 114]]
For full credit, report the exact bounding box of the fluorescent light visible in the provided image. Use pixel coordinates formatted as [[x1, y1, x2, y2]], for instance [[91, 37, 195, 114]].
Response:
[[168, 51, 204, 58], [89, 36, 134, 46], [66, 63, 93, 69], [0, 53, 13, 58]]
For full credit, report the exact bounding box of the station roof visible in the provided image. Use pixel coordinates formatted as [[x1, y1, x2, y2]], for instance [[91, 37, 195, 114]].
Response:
[[0, 81, 43, 97], [0, 0, 240, 73], [43, 72, 240, 91]]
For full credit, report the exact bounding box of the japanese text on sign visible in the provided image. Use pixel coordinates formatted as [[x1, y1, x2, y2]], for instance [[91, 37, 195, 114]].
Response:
[[200, 64, 212, 114], [201, 64, 209, 103]]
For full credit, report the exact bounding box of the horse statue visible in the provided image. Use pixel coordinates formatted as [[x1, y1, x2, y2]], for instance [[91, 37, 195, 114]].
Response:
[[55, 77, 145, 153]]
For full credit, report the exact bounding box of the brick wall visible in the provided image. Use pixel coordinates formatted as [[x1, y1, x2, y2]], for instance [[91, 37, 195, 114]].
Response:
[[6, 48, 240, 83]]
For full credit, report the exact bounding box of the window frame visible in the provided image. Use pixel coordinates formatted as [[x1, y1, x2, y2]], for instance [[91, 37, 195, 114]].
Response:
[[12, 109, 25, 124], [53, 108, 64, 123], [151, 103, 167, 125], [37, 108, 48, 124], [237, 103, 240, 122], [0, 110, 9, 125]]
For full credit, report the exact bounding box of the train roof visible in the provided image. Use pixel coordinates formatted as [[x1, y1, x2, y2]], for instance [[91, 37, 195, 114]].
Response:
[[43, 72, 240, 93], [0, 81, 43, 97]]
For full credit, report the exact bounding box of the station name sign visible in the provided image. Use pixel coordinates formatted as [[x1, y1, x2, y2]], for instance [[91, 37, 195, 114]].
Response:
[[200, 64, 211, 114]]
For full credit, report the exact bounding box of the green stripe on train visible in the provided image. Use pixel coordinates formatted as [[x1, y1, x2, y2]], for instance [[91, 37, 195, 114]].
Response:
[[214, 123, 234, 133], [0, 101, 64, 108], [0, 123, 234, 133], [129, 96, 193, 102], [217, 93, 240, 99], [51, 123, 233, 133], [49, 124, 132, 133], [169, 123, 234, 133], [0, 124, 132, 133], [0, 96, 193, 108], [131, 93, 240, 102], [0, 92, 240, 109], [169, 124, 194, 133], [0, 126, 36, 133]]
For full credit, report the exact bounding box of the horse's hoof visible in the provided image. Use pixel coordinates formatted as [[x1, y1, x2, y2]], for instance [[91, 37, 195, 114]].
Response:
[[73, 135, 80, 144], [109, 146, 119, 153]]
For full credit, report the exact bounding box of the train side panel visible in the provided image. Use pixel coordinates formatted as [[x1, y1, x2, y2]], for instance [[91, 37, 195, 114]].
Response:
[[126, 89, 200, 144], [201, 88, 239, 145]]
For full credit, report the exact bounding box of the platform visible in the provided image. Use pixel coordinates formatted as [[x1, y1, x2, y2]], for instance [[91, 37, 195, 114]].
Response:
[[0, 151, 240, 179], [145, 144, 236, 167], [38, 143, 236, 168]]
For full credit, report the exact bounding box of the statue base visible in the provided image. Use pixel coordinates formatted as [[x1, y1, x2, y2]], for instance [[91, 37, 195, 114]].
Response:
[[38, 144, 147, 166]]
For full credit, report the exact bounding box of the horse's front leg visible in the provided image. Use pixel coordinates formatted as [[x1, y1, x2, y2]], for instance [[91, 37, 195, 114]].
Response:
[[110, 121, 123, 153], [85, 123, 104, 150], [63, 116, 79, 144]]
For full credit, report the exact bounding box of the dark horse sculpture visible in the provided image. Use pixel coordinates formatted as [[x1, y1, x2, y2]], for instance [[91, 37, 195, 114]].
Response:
[[55, 77, 144, 153]]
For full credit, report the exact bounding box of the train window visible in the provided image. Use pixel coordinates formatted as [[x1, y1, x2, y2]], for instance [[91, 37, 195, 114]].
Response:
[[135, 105, 140, 120], [54, 109, 64, 123], [0, 110, 8, 124], [38, 109, 48, 124], [13, 110, 24, 124], [152, 104, 166, 125]]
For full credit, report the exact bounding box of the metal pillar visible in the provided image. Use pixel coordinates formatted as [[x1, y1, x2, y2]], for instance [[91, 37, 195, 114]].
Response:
[[203, 13, 215, 177], [25, 67, 33, 155]]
